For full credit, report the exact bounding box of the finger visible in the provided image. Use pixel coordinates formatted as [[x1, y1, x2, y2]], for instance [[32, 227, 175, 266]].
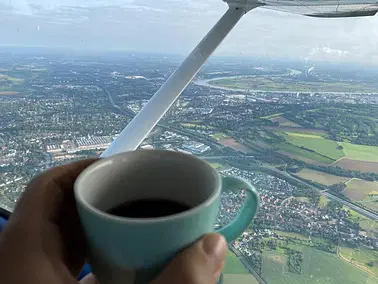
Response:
[[79, 274, 99, 284], [151, 233, 227, 284], [12, 158, 99, 223]]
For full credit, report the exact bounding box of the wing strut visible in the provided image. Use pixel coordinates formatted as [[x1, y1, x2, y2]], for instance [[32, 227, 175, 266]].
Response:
[[101, 3, 258, 157]]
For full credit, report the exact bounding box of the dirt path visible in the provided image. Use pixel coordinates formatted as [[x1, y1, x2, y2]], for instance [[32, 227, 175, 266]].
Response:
[[337, 246, 378, 278]]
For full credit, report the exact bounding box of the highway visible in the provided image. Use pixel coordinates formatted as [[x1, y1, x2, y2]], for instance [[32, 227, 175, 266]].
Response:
[[199, 155, 378, 222], [322, 191, 378, 222], [96, 79, 378, 224]]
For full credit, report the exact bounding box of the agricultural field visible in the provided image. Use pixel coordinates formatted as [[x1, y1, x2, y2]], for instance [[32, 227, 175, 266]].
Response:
[[223, 250, 259, 284], [339, 246, 378, 277], [223, 274, 259, 284], [346, 208, 378, 237], [219, 138, 253, 154], [261, 113, 284, 119], [296, 168, 350, 186], [261, 245, 375, 284], [269, 116, 302, 127], [275, 230, 310, 241], [208, 76, 378, 93], [342, 179, 378, 212], [0, 74, 24, 91], [318, 195, 329, 208], [334, 159, 378, 174], [265, 126, 327, 135], [294, 197, 310, 203], [223, 250, 249, 274], [181, 123, 213, 130], [0, 91, 19, 95], [209, 162, 225, 170], [281, 132, 344, 161], [211, 132, 230, 141], [275, 142, 334, 164], [338, 142, 378, 162]]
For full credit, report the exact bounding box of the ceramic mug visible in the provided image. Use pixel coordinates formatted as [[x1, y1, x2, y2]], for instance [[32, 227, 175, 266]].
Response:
[[74, 150, 259, 284]]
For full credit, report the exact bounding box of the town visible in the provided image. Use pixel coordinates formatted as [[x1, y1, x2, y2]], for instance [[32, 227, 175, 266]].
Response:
[[1, 51, 378, 283]]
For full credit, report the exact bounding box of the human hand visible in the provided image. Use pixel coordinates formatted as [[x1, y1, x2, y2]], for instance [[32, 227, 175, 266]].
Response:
[[0, 158, 228, 284], [0, 158, 99, 284], [80, 233, 227, 284]]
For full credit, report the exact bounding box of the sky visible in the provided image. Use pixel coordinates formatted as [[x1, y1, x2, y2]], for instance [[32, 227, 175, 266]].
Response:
[[1, 0, 378, 64]]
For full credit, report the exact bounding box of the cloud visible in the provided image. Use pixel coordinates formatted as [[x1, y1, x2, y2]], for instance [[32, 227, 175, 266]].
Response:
[[0, 0, 378, 64]]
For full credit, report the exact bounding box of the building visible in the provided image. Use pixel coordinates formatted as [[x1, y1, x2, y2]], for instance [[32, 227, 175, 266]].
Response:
[[182, 141, 210, 155]]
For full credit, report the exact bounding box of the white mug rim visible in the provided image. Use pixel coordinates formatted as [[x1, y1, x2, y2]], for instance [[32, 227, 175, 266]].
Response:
[[74, 150, 221, 224]]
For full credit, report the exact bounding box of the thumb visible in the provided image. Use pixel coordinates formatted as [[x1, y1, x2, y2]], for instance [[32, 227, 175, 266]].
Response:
[[79, 273, 98, 284], [151, 233, 227, 284]]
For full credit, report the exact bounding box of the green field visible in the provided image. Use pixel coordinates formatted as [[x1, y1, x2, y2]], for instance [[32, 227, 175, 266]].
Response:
[[0, 74, 24, 91], [209, 162, 225, 170], [275, 230, 310, 240], [282, 133, 344, 161], [262, 246, 375, 284], [209, 76, 378, 93], [181, 123, 213, 130], [223, 250, 249, 274], [338, 142, 378, 162], [275, 142, 334, 164], [339, 246, 378, 277], [223, 274, 259, 284], [294, 197, 311, 203], [211, 132, 230, 141], [261, 113, 284, 119], [318, 195, 329, 208], [346, 208, 378, 237], [296, 168, 350, 186]]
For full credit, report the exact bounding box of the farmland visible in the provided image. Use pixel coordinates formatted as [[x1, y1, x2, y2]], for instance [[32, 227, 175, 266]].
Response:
[[338, 142, 378, 162], [346, 208, 378, 237], [269, 115, 301, 127], [334, 159, 378, 174], [275, 142, 334, 164], [223, 274, 259, 284], [211, 132, 230, 141], [296, 168, 350, 186], [223, 250, 260, 284], [0, 74, 24, 91], [275, 230, 309, 241], [318, 195, 329, 208], [281, 132, 344, 161], [223, 250, 249, 274], [208, 76, 378, 93], [261, 246, 375, 284], [219, 138, 253, 154], [339, 246, 378, 277], [342, 179, 378, 212]]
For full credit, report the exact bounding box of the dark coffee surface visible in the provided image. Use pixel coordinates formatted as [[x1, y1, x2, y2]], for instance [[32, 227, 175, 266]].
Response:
[[107, 198, 191, 218]]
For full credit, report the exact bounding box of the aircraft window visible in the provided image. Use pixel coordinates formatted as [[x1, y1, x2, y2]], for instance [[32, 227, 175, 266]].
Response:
[[1, 1, 378, 283]]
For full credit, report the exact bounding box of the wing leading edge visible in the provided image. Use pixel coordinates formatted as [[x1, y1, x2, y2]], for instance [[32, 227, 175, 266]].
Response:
[[225, 0, 378, 17]]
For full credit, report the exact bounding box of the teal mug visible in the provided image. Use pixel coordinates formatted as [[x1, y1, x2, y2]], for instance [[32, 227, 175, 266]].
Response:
[[74, 150, 259, 284]]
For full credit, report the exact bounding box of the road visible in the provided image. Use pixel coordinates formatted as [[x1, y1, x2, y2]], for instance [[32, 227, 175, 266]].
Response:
[[322, 191, 378, 222], [202, 155, 378, 222], [228, 245, 267, 284], [80, 74, 378, 223]]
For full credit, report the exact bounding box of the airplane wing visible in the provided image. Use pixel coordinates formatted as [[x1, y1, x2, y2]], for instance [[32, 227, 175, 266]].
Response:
[[226, 1, 378, 18]]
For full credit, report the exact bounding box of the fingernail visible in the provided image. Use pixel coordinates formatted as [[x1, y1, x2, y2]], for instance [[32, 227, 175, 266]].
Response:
[[202, 233, 227, 265], [79, 274, 99, 284]]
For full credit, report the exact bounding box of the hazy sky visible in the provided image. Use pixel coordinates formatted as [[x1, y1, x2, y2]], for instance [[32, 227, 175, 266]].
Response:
[[1, 0, 378, 64]]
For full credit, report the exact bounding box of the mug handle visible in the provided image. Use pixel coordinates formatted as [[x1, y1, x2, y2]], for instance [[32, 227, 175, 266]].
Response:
[[216, 176, 259, 243]]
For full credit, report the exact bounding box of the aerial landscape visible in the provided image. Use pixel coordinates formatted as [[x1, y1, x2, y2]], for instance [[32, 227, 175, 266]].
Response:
[[0, 48, 378, 284]]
